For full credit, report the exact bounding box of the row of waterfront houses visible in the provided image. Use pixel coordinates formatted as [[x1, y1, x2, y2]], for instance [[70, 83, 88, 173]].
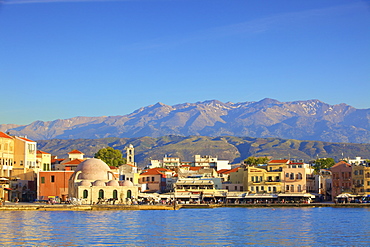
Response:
[[1, 131, 369, 204]]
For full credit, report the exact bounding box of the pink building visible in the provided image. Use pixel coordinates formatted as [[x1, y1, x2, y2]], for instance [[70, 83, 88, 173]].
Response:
[[331, 161, 352, 199]]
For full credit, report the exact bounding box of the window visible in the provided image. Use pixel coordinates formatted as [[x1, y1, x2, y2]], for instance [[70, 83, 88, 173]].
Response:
[[268, 187, 271, 192], [99, 189, 104, 199], [286, 185, 289, 191], [51, 176, 55, 183], [127, 190, 132, 198], [291, 185, 294, 192], [290, 173, 294, 180], [286, 173, 289, 178], [41, 177, 45, 183], [83, 190, 88, 199], [298, 185, 302, 192], [151, 177, 155, 182], [273, 187, 277, 192], [113, 190, 118, 199]]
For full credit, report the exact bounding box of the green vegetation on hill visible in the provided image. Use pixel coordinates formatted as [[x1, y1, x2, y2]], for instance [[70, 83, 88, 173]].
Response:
[[37, 135, 370, 167]]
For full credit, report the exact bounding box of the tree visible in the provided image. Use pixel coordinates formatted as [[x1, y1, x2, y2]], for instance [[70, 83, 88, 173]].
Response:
[[244, 156, 269, 166], [94, 147, 126, 167], [313, 158, 335, 172]]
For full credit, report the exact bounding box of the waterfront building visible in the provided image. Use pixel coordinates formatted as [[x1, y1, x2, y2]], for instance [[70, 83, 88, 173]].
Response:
[[331, 161, 352, 199], [0, 132, 14, 178], [282, 162, 314, 194], [38, 170, 74, 202], [149, 154, 231, 171], [68, 158, 138, 204], [315, 169, 332, 201], [174, 177, 227, 203], [139, 168, 175, 193], [54, 150, 86, 171], [36, 150, 52, 171], [352, 161, 370, 196], [245, 166, 282, 194], [225, 167, 244, 191], [13, 136, 38, 180]]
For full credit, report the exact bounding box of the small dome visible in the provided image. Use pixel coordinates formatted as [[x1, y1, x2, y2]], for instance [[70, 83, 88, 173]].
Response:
[[75, 158, 111, 181], [121, 180, 134, 187], [107, 180, 119, 187], [79, 181, 91, 186], [93, 180, 106, 186]]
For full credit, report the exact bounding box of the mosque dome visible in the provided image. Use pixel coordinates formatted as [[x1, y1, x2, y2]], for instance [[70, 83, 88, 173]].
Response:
[[121, 180, 134, 187], [107, 180, 120, 187], [75, 158, 111, 181], [93, 180, 106, 187], [79, 181, 92, 186]]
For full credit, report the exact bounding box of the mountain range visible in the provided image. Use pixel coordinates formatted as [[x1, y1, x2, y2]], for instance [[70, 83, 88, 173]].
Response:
[[2, 98, 370, 143], [36, 136, 370, 167]]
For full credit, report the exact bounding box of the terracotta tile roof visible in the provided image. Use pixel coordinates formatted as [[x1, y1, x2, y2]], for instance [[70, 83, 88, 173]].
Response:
[[268, 159, 290, 164], [331, 161, 351, 168], [0, 132, 12, 139], [181, 165, 191, 167], [125, 163, 136, 167], [64, 159, 84, 165], [141, 169, 165, 175], [68, 149, 84, 154], [18, 137, 35, 142], [217, 169, 229, 174], [37, 150, 50, 154], [51, 158, 65, 164], [189, 167, 203, 171], [219, 167, 239, 174]]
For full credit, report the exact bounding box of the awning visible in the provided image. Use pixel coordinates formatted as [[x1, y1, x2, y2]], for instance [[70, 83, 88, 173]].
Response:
[[278, 193, 315, 198], [4, 188, 12, 191]]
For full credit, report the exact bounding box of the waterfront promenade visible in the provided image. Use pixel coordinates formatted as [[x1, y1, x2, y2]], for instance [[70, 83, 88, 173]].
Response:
[[2, 201, 370, 211]]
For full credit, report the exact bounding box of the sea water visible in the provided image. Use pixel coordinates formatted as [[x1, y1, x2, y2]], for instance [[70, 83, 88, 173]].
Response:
[[1, 207, 369, 246]]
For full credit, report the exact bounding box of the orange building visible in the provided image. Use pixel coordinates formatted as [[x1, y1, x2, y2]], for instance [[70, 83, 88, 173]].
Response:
[[38, 171, 74, 202]]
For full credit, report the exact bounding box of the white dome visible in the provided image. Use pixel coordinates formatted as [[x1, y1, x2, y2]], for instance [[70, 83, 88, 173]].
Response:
[[93, 180, 106, 187], [107, 180, 120, 187], [121, 180, 134, 187], [75, 158, 110, 181], [79, 181, 91, 186]]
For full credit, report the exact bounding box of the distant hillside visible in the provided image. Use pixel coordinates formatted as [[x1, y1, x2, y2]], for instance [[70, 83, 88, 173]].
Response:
[[37, 136, 370, 167], [3, 99, 370, 143]]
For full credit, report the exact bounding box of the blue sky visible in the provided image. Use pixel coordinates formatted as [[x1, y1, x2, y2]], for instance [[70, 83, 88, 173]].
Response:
[[1, 0, 369, 125]]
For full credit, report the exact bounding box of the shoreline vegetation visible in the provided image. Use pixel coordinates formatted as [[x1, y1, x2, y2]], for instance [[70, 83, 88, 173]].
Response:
[[1, 203, 370, 211]]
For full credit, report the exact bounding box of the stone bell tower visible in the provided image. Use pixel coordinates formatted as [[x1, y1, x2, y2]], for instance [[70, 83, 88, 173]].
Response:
[[125, 144, 135, 165]]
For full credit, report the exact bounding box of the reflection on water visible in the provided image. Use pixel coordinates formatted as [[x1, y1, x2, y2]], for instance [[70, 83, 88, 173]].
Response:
[[1, 207, 370, 246]]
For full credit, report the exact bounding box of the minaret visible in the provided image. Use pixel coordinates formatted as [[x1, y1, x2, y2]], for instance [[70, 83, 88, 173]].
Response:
[[125, 144, 135, 165]]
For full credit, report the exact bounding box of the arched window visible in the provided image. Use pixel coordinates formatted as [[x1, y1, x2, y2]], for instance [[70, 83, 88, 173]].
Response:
[[83, 190, 88, 199], [127, 190, 132, 199], [113, 190, 118, 199], [297, 185, 302, 192], [290, 173, 294, 180], [297, 173, 302, 179], [291, 185, 294, 192], [99, 189, 104, 199]]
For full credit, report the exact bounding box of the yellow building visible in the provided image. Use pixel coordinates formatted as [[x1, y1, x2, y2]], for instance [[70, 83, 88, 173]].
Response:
[[0, 132, 14, 177], [36, 150, 52, 171], [13, 136, 38, 180], [244, 166, 282, 194], [352, 164, 370, 196]]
